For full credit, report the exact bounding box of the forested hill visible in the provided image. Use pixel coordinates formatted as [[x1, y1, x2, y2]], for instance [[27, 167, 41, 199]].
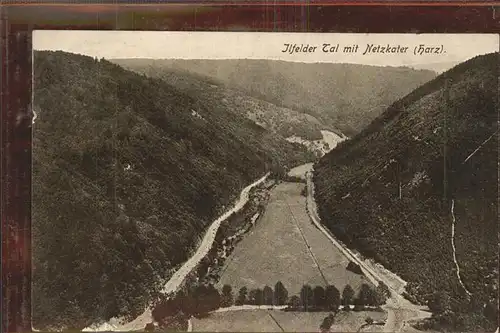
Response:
[[314, 53, 498, 332], [113, 58, 436, 136], [112, 63, 335, 142], [32, 51, 313, 330]]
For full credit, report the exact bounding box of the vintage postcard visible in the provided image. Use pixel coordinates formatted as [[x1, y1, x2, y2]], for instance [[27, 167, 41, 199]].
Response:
[[31, 31, 498, 332]]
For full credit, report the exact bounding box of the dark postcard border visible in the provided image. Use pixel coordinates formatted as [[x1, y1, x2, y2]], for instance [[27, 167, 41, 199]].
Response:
[[1, 4, 499, 333]]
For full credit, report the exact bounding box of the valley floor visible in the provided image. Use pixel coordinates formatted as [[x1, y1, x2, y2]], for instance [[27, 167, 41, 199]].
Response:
[[85, 166, 431, 333], [208, 164, 432, 333], [216, 180, 370, 296]]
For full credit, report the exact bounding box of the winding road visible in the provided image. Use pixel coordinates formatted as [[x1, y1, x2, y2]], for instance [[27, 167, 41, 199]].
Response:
[[83, 173, 269, 332]]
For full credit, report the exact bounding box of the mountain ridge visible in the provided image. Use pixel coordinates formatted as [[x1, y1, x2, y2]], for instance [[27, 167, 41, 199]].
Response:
[[112, 58, 436, 137], [313, 52, 498, 332]]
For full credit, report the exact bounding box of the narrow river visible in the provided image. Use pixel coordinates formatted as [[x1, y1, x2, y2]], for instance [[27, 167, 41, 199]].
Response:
[[83, 172, 270, 332]]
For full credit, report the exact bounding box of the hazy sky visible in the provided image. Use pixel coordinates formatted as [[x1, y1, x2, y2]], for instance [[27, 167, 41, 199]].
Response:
[[33, 31, 498, 70]]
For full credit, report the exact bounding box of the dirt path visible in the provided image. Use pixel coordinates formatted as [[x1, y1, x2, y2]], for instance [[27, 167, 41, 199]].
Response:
[[161, 172, 269, 294], [450, 199, 472, 296]]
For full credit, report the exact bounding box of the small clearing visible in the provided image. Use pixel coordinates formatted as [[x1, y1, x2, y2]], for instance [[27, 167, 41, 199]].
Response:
[[287, 163, 314, 180], [286, 130, 348, 157]]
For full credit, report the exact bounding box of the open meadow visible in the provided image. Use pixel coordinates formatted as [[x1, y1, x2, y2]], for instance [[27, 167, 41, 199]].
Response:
[[216, 181, 371, 296], [191, 309, 387, 332]]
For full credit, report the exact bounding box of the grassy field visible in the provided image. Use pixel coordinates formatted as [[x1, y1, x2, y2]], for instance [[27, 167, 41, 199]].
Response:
[[217, 181, 370, 296], [287, 163, 314, 180], [192, 309, 387, 332]]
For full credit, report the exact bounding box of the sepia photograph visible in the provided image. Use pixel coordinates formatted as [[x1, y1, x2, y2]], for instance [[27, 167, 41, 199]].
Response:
[[32, 31, 498, 332]]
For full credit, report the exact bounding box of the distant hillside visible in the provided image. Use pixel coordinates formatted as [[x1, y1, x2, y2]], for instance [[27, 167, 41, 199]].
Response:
[[313, 53, 498, 332], [112, 63, 335, 142], [32, 51, 314, 330], [113, 59, 436, 136]]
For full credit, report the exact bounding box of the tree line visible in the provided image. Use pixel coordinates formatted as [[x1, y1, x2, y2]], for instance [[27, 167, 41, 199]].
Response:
[[282, 281, 390, 312], [151, 280, 391, 328]]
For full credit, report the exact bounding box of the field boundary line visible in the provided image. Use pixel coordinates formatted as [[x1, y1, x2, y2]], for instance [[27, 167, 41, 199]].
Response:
[[285, 198, 329, 286], [267, 312, 285, 332]]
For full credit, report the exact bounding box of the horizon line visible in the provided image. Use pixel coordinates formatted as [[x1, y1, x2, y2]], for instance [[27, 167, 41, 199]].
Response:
[[35, 49, 465, 72]]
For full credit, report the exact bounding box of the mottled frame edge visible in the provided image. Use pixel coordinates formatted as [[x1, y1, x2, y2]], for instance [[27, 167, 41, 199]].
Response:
[[1, 3, 499, 333]]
